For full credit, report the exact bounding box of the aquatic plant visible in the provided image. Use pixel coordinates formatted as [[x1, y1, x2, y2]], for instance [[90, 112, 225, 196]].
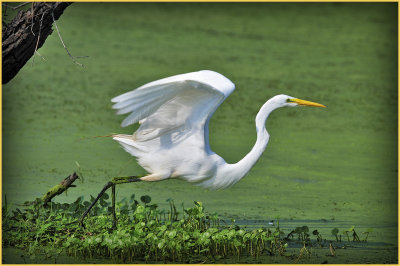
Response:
[[2, 194, 370, 263], [331, 228, 340, 242], [342, 226, 360, 242], [312, 229, 323, 246], [3, 194, 289, 263], [362, 228, 373, 242], [287, 225, 311, 244]]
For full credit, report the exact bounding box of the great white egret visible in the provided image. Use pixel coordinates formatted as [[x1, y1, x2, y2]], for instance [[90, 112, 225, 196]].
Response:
[[80, 70, 325, 227]]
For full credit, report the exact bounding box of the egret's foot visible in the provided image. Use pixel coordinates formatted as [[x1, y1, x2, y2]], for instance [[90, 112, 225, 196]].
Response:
[[79, 175, 142, 229]]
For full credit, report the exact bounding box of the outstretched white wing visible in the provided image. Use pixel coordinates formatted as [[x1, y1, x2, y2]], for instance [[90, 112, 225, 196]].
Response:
[[111, 70, 235, 152]]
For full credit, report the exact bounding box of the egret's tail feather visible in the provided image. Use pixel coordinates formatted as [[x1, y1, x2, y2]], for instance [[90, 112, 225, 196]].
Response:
[[113, 134, 147, 157]]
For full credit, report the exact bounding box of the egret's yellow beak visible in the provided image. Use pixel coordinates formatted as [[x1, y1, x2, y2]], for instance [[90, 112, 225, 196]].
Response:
[[289, 98, 326, 108]]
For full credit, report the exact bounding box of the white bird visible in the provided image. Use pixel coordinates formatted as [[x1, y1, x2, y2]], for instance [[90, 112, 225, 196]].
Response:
[[110, 70, 326, 190], [79, 70, 326, 227]]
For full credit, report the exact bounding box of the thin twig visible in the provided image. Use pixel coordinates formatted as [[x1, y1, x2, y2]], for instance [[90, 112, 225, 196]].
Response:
[[2, 2, 30, 10], [44, 2, 53, 8], [32, 11, 46, 65], [52, 12, 87, 67], [30, 2, 35, 36], [35, 51, 46, 61]]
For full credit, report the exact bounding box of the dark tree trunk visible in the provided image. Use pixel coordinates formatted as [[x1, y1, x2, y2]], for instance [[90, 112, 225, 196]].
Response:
[[2, 2, 71, 84]]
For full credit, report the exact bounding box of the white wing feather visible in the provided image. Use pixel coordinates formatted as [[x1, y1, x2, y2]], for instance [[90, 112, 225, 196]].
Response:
[[111, 70, 235, 151]]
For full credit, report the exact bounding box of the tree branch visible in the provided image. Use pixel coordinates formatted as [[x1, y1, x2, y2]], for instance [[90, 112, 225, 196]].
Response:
[[52, 12, 87, 67], [2, 2, 72, 84], [41, 172, 79, 206]]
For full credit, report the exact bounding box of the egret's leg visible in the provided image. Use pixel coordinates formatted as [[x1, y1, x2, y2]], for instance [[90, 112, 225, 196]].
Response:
[[79, 175, 142, 228], [140, 173, 169, 182]]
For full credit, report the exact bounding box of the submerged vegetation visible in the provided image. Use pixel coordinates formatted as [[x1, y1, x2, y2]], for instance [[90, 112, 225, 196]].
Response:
[[3, 194, 374, 263]]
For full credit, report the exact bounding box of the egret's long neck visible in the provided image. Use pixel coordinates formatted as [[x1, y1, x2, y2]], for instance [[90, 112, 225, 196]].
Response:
[[222, 100, 278, 185]]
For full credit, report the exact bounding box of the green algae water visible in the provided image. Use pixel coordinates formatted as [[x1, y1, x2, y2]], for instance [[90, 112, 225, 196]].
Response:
[[2, 2, 397, 263]]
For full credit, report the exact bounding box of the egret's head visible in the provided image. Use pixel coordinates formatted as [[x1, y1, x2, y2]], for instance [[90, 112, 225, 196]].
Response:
[[270, 94, 326, 108]]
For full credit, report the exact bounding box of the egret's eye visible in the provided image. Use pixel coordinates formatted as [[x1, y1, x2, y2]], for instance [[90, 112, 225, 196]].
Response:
[[286, 98, 293, 103]]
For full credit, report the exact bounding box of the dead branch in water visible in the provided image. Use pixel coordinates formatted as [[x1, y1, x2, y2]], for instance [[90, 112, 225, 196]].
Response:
[[41, 172, 79, 207]]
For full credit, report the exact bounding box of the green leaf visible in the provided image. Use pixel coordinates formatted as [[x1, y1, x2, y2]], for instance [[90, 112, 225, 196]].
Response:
[[140, 195, 151, 204], [331, 228, 339, 236], [301, 225, 309, 233], [168, 230, 177, 238], [129, 194, 135, 202]]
